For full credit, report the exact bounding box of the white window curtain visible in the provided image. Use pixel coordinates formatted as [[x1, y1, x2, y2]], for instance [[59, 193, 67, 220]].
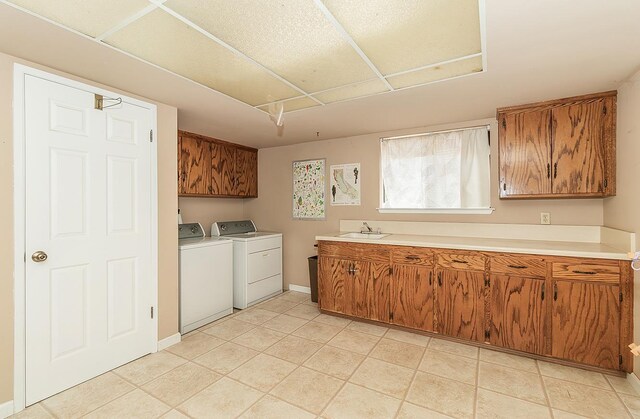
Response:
[[381, 127, 490, 209]]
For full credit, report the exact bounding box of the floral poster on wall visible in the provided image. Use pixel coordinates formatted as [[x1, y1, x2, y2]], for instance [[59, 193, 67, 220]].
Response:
[[330, 163, 361, 205], [292, 158, 326, 219]]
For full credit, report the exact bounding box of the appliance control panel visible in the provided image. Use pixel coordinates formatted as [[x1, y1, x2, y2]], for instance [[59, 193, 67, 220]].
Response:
[[212, 220, 257, 236], [178, 222, 205, 240]]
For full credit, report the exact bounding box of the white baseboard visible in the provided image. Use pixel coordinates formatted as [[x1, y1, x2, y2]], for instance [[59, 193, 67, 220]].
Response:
[[157, 333, 181, 351], [0, 400, 14, 419], [288, 284, 311, 294], [627, 372, 640, 394]]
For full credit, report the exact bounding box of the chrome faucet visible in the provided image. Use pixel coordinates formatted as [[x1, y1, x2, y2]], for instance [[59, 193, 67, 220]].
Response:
[[361, 222, 373, 233]]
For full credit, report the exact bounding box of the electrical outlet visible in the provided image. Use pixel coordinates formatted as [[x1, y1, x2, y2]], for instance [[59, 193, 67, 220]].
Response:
[[540, 213, 550, 225]]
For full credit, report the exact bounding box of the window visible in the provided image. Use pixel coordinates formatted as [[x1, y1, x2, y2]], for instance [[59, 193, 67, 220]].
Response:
[[380, 126, 492, 213]]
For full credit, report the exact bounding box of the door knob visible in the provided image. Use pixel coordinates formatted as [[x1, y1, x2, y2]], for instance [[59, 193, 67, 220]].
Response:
[[31, 251, 48, 262]]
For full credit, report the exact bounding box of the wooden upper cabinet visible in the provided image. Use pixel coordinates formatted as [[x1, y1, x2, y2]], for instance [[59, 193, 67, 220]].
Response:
[[499, 109, 552, 196], [235, 148, 258, 197], [551, 99, 606, 195], [497, 91, 616, 199], [178, 130, 258, 198], [178, 133, 211, 195]]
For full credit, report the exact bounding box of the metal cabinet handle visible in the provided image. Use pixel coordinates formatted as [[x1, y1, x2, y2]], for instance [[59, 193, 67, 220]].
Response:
[[553, 162, 558, 179], [437, 272, 442, 287], [547, 163, 551, 179], [572, 270, 597, 275], [553, 283, 558, 301], [507, 265, 527, 269], [405, 255, 420, 260], [429, 272, 432, 286], [32, 251, 48, 262], [452, 259, 468, 264]]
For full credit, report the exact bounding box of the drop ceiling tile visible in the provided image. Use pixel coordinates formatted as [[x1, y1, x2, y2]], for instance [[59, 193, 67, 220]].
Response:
[[164, 0, 378, 92], [322, 0, 482, 75], [6, 0, 150, 37], [313, 79, 390, 103], [386, 56, 483, 89], [258, 97, 319, 113], [103, 9, 300, 106]]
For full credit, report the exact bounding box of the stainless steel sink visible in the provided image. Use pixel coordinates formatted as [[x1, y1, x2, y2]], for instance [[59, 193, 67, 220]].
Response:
[[339, 232, 389, 239]]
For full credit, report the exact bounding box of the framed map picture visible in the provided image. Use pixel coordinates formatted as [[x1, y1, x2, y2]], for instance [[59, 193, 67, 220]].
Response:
[[292, 158, 326, 219], [330, 163, 361, 206]]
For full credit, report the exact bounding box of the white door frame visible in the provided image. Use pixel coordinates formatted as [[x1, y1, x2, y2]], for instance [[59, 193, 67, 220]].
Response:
[[12, 64, 159, 412]]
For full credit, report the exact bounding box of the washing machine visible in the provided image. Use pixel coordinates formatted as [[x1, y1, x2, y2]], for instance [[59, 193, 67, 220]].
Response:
[[179, 223, 233, 333], [211, 220, 283, 309]]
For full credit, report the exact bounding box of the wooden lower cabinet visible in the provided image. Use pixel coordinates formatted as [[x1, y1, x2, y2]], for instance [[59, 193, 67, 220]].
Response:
[[489, 274, 546, 355], [318, 256, 390, 323], [317, 241, 632, 372], [551, 279, 620, 370], [390, 264, 434, 331], [436, 268, 485, 341]]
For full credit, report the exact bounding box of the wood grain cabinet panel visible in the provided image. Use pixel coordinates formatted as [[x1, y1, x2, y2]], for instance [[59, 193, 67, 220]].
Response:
[[178, 134, 211, 195], [551, 280, 620, 370], [552, 260, 620, 283], [353, 262, 390, 323], [391, 247, 434, 266], [436, 269, 485, 342], [490, 254, 546, 278], [552, 99, 606, 195], [499, 109, 552, 197], [317, 256, 353, 316], [497, 91, 616, 199], [178, 130, 258, 198], [391, 264, 434, 331], [235, 148, 258, 197], [489, 275, 546, 355]]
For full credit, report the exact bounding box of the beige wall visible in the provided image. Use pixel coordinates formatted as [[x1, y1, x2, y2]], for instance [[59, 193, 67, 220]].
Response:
[[178, 198, 245, 234], [0, 52, 179, 404], [603, 69, 640, 376], [244, 118, 605, 289]]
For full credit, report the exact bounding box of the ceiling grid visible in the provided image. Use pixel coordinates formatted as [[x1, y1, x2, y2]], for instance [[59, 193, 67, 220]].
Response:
[[3, 0, 485, 113]]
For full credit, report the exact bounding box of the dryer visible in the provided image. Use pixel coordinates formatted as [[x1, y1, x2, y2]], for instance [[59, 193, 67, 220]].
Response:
[[211, 220, 283, 309]]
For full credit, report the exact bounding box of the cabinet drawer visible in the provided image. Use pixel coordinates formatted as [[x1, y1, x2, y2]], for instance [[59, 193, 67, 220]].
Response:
[[248, 247, 282, 284], [318, 241, 390, 263], [552, 261, 620, 283], [490, 254, 546, 278], [247, 236, 282, 253], [437, 252, 486, 271], [391, 247, 434, 266]]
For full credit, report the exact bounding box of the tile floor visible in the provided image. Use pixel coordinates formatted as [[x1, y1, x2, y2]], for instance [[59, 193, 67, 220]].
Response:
[[13, 291, 640, 419]]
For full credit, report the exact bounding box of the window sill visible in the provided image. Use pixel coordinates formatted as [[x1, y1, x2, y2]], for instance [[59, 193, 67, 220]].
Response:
[[377, 207, 495, 215]]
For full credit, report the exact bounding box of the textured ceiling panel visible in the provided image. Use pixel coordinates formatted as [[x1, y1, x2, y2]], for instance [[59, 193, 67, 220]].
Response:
[[313, 79, 389, 103], [322, 0, 482, 75], [103, 9, 300, 106], [6, 0, 150, 37], [165, 0, 378, 92], [258, 96, 319, 113], [387, 56, 483, 89]]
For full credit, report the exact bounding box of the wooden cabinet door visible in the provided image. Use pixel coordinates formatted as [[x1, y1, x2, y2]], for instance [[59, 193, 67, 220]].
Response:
[[391, 264, 434, 332], [211, 143, 235, 196], [179, 134, 211, 195], [436, 269, 485, 341], [353, 262, 390, 323], [551, 280, 620, 369], [318, 257, 352, 315], [235, 148, 258, 197], [499, 109, 552, 197], [551, 99, 606, 195], [489, 275, 545, 354]]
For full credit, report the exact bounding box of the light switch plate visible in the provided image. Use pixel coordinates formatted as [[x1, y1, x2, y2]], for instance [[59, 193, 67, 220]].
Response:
[[540, 213, 550, 225]]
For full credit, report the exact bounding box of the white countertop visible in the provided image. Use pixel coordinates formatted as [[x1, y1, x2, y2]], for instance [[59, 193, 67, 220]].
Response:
[[315, 232, 631, 260]]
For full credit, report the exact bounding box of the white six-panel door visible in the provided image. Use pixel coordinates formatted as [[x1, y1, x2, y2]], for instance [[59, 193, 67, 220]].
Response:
[[23, 73, 155, 405]]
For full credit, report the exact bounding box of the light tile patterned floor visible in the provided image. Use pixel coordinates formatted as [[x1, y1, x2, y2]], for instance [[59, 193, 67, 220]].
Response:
[[13, 291, 640, 419]]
